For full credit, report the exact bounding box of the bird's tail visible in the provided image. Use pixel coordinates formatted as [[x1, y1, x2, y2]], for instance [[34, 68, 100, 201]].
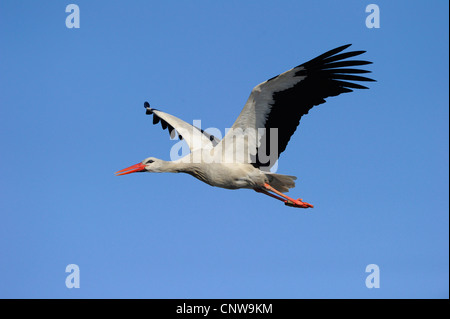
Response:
[[265, 173, 297, 193]]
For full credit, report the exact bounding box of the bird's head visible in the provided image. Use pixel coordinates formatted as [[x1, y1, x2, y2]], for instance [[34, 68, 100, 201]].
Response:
[[115, 157, 165, 176]]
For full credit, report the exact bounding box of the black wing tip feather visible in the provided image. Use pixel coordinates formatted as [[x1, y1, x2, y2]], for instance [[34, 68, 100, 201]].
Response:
[[303, 44, 366, 66], [305, 44, 372, 66], [333, 74, 376, 82], [144, 101, 156, 115], [301, 44, 375, 89], [143, 103, 182, 140], [313, 44, 352, 61], [334, 43, 352, 51]]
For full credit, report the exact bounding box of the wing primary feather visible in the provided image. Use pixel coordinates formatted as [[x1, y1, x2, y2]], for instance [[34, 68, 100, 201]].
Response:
[[303, 44, 352, 65], [323, 68, 372, 74], [322, 50, 366, 63], [322, 60, 373, 69], [332, 74, 376, 82], [168, 125, 176, 139], [144, 101, 154, 115], [333, 80, 370, 89], [152, 114, 160, 124]]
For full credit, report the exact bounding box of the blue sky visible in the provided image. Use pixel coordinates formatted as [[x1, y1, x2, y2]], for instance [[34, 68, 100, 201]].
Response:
[[0, 0, 448, 298]]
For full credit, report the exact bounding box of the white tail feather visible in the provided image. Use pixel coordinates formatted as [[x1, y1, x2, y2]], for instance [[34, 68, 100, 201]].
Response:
[[265, 173, 297, 193]]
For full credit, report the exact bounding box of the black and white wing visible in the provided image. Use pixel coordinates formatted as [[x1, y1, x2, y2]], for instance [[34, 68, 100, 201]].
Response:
[[219, 44, 375, 170], [144, 102, 220, 152]]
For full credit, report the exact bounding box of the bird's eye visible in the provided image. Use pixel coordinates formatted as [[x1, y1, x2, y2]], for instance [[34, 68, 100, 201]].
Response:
[[146, 159, 154, 164]]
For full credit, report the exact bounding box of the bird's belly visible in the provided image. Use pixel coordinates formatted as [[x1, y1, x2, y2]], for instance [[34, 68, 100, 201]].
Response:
[[188, 163, 265, 190]]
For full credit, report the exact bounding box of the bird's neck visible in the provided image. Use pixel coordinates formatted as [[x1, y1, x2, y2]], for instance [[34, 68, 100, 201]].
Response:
[[158, 160, 212, 185], [159, 160, 202, 174]]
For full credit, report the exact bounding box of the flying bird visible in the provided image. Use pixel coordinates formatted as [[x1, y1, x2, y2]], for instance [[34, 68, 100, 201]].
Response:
[[116, 44, 374, 208]]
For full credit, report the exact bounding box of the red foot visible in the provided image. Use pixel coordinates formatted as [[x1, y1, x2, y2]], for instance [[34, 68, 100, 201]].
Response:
[[284, 198, 314, 208]]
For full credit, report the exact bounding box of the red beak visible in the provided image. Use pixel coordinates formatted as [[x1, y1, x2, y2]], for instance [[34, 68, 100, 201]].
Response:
[[115, 162, 146, 176]]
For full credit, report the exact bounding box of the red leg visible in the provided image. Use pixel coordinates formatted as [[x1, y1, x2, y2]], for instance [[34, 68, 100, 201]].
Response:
[[257, 183, 314, 208], [254, 187, 286, 202]]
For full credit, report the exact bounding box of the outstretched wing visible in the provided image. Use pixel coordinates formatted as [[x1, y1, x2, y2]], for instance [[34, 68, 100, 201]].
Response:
[[144, 102, 220, 152], [219, 44, 375, 170]]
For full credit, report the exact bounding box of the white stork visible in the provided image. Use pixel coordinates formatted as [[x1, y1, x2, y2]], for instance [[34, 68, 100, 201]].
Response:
[[116, 44, 374, 208]]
